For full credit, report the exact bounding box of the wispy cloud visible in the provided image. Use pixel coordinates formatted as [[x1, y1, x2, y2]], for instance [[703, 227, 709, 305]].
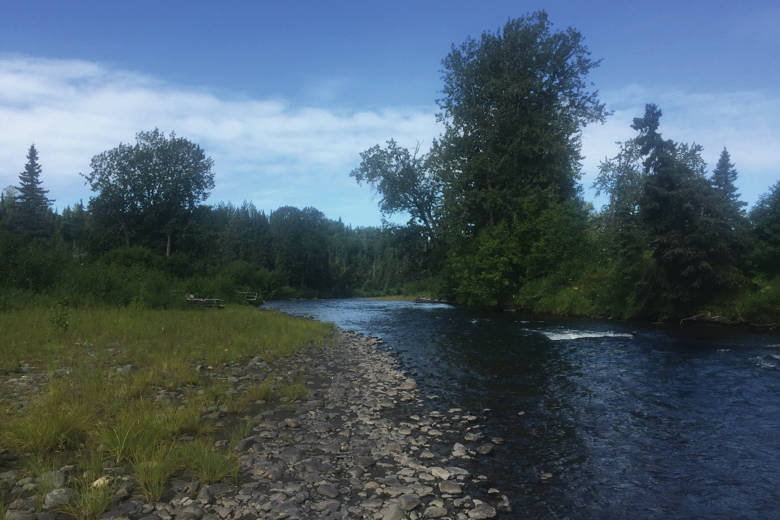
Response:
[[0, 56, 439, 224], [1, 57, 777, 225], [581, 85, 780, 206]]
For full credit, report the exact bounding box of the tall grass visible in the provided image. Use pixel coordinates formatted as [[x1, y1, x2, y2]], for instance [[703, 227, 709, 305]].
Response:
[[0, 306, 332, 501]]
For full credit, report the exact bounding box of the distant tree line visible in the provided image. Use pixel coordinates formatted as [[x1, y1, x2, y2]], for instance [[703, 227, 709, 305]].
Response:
[[1, 11, 777, 323], [0, 134, 431, 309]]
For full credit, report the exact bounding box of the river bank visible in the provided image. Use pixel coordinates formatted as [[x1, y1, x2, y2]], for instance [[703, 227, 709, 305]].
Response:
[[1, 312, 510, 520]]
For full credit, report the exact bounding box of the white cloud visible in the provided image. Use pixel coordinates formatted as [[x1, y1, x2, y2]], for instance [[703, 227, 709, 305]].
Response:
[[0, 55, 439, 224], [581, 85, 780, 207], [1, 58, 777, 224]]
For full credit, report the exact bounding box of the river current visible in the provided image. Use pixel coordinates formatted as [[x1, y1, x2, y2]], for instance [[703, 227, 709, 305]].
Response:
[[266, 299, 780, 519]]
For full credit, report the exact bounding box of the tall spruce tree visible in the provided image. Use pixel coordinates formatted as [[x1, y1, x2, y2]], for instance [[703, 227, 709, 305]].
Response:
[[630, 105, 746, 316], [711, 148, 747, 221], [15, 144, 53, 236]]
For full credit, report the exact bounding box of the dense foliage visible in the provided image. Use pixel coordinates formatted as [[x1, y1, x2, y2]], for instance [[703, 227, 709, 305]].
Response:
[[1, 11, 777, 323]]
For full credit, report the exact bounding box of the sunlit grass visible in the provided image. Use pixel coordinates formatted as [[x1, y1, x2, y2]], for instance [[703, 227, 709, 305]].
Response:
[[0, 305, 332, 502], [132, 443, 177, 502], [277, 376, 308, 402], [183, 440, 239, 484], [59, 475, 116, 520]]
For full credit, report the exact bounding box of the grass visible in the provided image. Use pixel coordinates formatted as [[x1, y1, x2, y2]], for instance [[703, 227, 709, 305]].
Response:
[[183, 440, 239, 484], [0, 305, 332, 504], [59, 475, 116, 520], [132, 443, 178, 502], [277, 376, 308, 402]]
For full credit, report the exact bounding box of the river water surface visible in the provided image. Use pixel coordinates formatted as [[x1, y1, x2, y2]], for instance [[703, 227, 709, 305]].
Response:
[[266, 299, 779, 519]]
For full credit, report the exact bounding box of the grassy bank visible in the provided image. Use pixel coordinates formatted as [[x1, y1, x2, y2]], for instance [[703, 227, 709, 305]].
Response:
[[0, 306, 332, 518]]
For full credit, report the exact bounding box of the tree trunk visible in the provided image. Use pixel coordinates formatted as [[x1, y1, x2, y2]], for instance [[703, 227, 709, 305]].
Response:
[[166, 232, 172, 257]]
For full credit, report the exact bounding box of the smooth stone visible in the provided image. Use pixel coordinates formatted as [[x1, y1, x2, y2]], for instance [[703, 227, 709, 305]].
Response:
[[468, 504, 497, 519], [317, 484, 339, 499], [439, 481, 463, 495], [477, 443, 494, 455], [378, 502, 404, 520], [399, 379, 417, 391], [398, 493, 421, 511], [3, 512, 36, 520], [423, 506, 448, 518], [452, 443, 468, 457], [429, 467, 450, 480], [43, 488, 75, 509]]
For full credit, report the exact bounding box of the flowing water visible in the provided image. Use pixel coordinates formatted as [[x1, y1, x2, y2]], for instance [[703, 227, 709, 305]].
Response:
[[266, 299, 780, 519]]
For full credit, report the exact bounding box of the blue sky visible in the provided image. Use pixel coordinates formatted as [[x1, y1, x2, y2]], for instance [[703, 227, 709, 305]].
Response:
[[1, 0, 778, 226]]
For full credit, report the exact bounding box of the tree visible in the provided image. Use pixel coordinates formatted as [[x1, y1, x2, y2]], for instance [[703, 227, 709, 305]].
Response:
[[15, 144, 53, 237], [83, 130, 215, 256], [437, 11, 607, 230], [632, 105, 746, 315], [750, 181, 780, 276], [711, 147, 747, 224], [350, 140, 441, 239], [434, 11, 607, 305]]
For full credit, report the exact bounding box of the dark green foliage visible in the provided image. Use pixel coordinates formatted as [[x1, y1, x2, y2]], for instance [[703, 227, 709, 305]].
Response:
[[83, 129, 215, 256], [432, 11, 606, 306], [1, 14, 776, 324], [593, 105, 749, 319], [13, 145, 53, 237], [711, 148, 746, 222], [351, 140, 440, 238], [437, 11, 607, 230], [750, 181, 780, 276]]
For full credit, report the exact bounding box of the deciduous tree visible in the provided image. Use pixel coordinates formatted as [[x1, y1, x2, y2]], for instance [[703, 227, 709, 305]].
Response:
[[83, 130, 215, 256]]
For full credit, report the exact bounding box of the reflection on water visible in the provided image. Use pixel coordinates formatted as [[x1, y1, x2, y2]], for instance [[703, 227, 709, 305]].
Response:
[[266, 299, 780, 518]]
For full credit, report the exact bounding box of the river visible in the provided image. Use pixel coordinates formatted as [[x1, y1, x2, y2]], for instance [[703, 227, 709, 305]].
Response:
[[265, 298, 780, 519]]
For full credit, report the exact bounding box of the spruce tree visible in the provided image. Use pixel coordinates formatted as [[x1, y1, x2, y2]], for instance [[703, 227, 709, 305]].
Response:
[[15, 144, 53, 236], [711, 147, 747, 220]]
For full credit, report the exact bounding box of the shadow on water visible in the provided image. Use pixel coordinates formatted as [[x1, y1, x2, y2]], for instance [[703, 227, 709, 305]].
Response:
[[266, 299, 780, 519]]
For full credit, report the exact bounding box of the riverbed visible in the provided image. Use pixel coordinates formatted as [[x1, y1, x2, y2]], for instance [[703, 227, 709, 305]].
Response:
[[266, 299, 780, 519]]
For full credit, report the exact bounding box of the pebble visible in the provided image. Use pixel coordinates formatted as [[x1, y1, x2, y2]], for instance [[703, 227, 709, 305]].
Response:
[[0, 330, 508, 520]]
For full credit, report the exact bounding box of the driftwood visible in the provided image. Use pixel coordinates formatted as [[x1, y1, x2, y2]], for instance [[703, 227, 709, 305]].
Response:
[[237, 287, 265, 305], [679, 312, 778, 330], [679, 313, 742, 327], [185, 294, 224, 309]]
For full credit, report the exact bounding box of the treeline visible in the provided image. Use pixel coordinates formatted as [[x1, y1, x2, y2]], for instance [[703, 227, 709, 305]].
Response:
[[1, 11, 778, 323], [351, 12, 779, 323], [0, 141, 430, 308]]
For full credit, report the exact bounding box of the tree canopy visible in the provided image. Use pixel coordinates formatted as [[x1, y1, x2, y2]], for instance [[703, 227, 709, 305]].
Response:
[[83, 129, 215, 256]]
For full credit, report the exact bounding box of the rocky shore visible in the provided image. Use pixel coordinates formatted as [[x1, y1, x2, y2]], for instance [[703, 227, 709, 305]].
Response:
[[2, 329, 511, 520]]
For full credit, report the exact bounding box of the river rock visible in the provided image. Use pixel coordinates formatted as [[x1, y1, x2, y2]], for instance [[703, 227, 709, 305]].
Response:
[[468, 504, 497, 519], [3, 512, 36, 520], [398, 493, 421, 511], [399, 378, 418, 391], [424, 505, 448, 518], [452, 443, 468, 457], [429, 467, 450, 480], [378, 502, 404, 520], [317, 483, 340, 499], [477, 443, 494, 455], [43, 487, 75, 509], [439, 481, 463, 495]]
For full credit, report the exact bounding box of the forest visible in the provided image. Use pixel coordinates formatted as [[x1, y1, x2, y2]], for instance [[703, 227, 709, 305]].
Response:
[[1, 12, 778, 324]]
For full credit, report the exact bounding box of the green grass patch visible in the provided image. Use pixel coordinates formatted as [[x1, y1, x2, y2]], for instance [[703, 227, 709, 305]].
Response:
[[59, 475, 116, 520], [132, 443, 178, 502], [0, 305, 331, 503], [182, 440, 239, 484], [277, 376, 308, 402]]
